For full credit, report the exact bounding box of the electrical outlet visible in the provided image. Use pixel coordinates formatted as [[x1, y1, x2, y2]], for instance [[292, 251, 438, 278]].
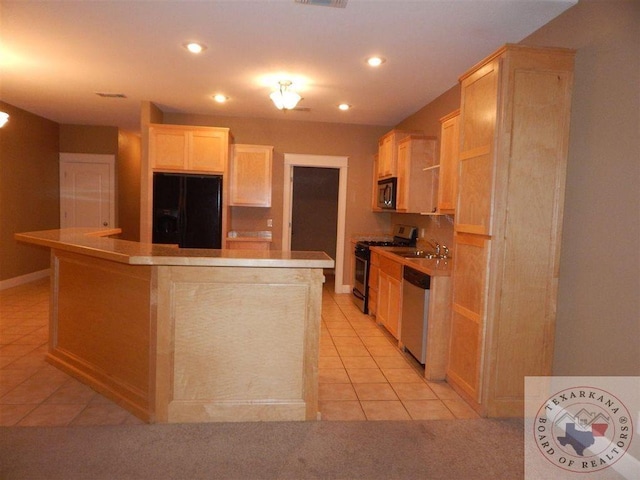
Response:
[[267, 219, 273, 227]]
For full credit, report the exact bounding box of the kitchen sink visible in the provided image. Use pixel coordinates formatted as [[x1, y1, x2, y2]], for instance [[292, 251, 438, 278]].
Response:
[[401, 251, 439, 259]]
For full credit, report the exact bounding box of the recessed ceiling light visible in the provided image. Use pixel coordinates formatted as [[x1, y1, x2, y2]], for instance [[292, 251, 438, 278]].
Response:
[[366, 56, 386, 67], [184, 42, 207, 54], [213, 94, 228, 103], [338, 103, 351, 111]]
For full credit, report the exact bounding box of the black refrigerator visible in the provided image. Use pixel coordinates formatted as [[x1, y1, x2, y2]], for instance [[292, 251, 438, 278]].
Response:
[[152, 173, 223, 248]]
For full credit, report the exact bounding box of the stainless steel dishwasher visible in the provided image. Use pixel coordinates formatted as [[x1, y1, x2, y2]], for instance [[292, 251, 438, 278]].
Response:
[[401, 266, 430, 364]]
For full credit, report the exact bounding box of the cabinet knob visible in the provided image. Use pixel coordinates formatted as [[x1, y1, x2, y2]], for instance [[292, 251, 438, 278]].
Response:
[[103, 222, 108, 227]]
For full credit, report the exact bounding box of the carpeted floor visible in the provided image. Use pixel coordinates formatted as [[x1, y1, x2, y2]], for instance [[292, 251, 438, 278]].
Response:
[[0, 418, 523, 479]]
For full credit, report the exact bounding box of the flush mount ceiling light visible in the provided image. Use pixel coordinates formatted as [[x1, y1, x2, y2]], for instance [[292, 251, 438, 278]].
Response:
[[0, 111, 9, 127], [338, 103, 351, 111], [212, 94, 228, 103], [366, 56, 386, 67], [270, 80, 301, 110], [183, 42, 207, 54]]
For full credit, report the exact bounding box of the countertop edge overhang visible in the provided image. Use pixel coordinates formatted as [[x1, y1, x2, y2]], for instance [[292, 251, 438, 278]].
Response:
[[15, 228, 335, 269], [369, 245, 451, 277]]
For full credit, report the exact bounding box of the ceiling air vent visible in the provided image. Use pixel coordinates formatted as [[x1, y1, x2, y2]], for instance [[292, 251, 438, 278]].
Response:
[[95, 92, 127, 98], [295, 0, 347, 8]]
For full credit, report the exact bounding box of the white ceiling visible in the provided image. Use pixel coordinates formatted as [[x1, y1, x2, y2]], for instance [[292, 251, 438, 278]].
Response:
[[0, 0, 577, 132]]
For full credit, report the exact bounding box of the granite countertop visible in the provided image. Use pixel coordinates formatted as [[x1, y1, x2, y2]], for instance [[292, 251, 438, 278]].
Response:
[[15, 228, 334, 269], [370, 245, 451, 277]]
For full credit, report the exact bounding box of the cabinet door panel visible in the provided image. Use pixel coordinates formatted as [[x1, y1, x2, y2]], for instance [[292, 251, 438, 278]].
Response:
[[395, 141, 409, 210], [191, 131, 226, 172], [457, 60, 499, 235], [448, 311, 481, 399], [377, 135, 394, 178], [437, 111, 460, 213], [448, 233, 489, 401], [230, 146, 273, 207], [386, 276, 401, 339], [457, 151, 493, 235], [377, 273, 390, 327], [379, 256, 402, 280], [460, 62, 499, 152], [151, 129, 188, 170]]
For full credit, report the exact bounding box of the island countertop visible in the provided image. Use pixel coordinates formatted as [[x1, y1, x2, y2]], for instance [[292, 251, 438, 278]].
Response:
[[14, 227, 332, 424], [15, 228, 334, 268]]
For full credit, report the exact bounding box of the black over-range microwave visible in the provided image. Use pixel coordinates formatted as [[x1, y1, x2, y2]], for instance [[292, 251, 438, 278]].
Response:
[[377, 177, 397, 210]]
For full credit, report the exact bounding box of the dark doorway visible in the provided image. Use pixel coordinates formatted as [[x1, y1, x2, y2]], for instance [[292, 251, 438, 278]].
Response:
[[291, 166, 340, 263]]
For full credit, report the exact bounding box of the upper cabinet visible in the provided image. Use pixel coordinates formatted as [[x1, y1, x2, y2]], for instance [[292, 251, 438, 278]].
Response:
[[149, 124, 232, 174], [455, 57, 500, 235], [396, 135, 438, 214], [436, 110, 460, 214], [377, 129, 422, 179], [229, 144, 273, 207]]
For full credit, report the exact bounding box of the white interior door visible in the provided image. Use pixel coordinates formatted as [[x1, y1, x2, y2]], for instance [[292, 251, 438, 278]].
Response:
[[60, 153, 115, 229]]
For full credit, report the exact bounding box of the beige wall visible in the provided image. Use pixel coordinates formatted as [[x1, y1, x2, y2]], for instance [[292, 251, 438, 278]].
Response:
[[117, 130, 141, 241], [522, 0, 640, 375], [59, 124, 118, 153], [163, 112, 392, 286], [0, 102, 60, 281]]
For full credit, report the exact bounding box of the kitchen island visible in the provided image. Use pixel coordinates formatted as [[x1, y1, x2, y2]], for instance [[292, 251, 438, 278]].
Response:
[[15, 228, 334, 423]]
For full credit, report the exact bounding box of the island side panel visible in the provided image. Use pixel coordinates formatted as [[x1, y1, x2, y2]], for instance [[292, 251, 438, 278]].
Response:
[[155, 265, 323, 423], [48, 249, 154, 421]]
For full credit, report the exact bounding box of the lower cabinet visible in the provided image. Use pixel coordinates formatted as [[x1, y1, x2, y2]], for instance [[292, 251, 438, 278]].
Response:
[[376, 255, 403, 339], [447, 233, 488, 402], [368, 252, 379, 316]]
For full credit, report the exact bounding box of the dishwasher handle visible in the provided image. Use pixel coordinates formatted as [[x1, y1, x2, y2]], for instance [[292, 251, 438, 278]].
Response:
[[403, 266, 431, 289]]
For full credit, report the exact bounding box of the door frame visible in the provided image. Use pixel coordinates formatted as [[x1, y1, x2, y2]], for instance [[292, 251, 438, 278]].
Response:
[[59, 152, 116, 229], [283, 154, 348, 294]]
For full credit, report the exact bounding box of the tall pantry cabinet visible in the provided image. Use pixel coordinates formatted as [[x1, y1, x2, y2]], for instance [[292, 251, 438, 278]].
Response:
[[447, 45, 575, 417]]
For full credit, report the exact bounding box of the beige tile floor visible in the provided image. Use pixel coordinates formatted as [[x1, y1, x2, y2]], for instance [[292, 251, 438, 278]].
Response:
[[0, 275, 478, 426], [319, 275, 478, 420]]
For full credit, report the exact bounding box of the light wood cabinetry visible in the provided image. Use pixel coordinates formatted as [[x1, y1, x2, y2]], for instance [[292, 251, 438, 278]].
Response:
[[377, 129, 422, 179], [437, 110, 460, 214], [229, 144, 273, 207], [149, 124, 231, 173], [20, 228, 333, 423], [376, 255, 403, 339], [447, 45, 575, 417], [368, 251, 379, 316], [396, 135, 438, 214]]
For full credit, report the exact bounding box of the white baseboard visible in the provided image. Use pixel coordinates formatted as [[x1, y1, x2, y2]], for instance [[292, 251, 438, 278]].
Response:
[[337, 283, 352, 294], [0, 269, 50, 291]]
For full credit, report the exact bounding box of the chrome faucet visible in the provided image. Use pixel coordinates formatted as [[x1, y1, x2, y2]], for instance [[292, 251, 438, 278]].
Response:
[[427, 239, 441, 256], [427, 239, 450, 259]]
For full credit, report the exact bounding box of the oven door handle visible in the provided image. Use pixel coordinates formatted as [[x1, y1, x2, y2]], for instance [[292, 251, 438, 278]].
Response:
[[352, 288, 365, 300]]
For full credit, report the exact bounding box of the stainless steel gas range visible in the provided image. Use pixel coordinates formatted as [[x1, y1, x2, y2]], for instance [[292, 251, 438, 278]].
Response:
[[352, 224, 417, 314]]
